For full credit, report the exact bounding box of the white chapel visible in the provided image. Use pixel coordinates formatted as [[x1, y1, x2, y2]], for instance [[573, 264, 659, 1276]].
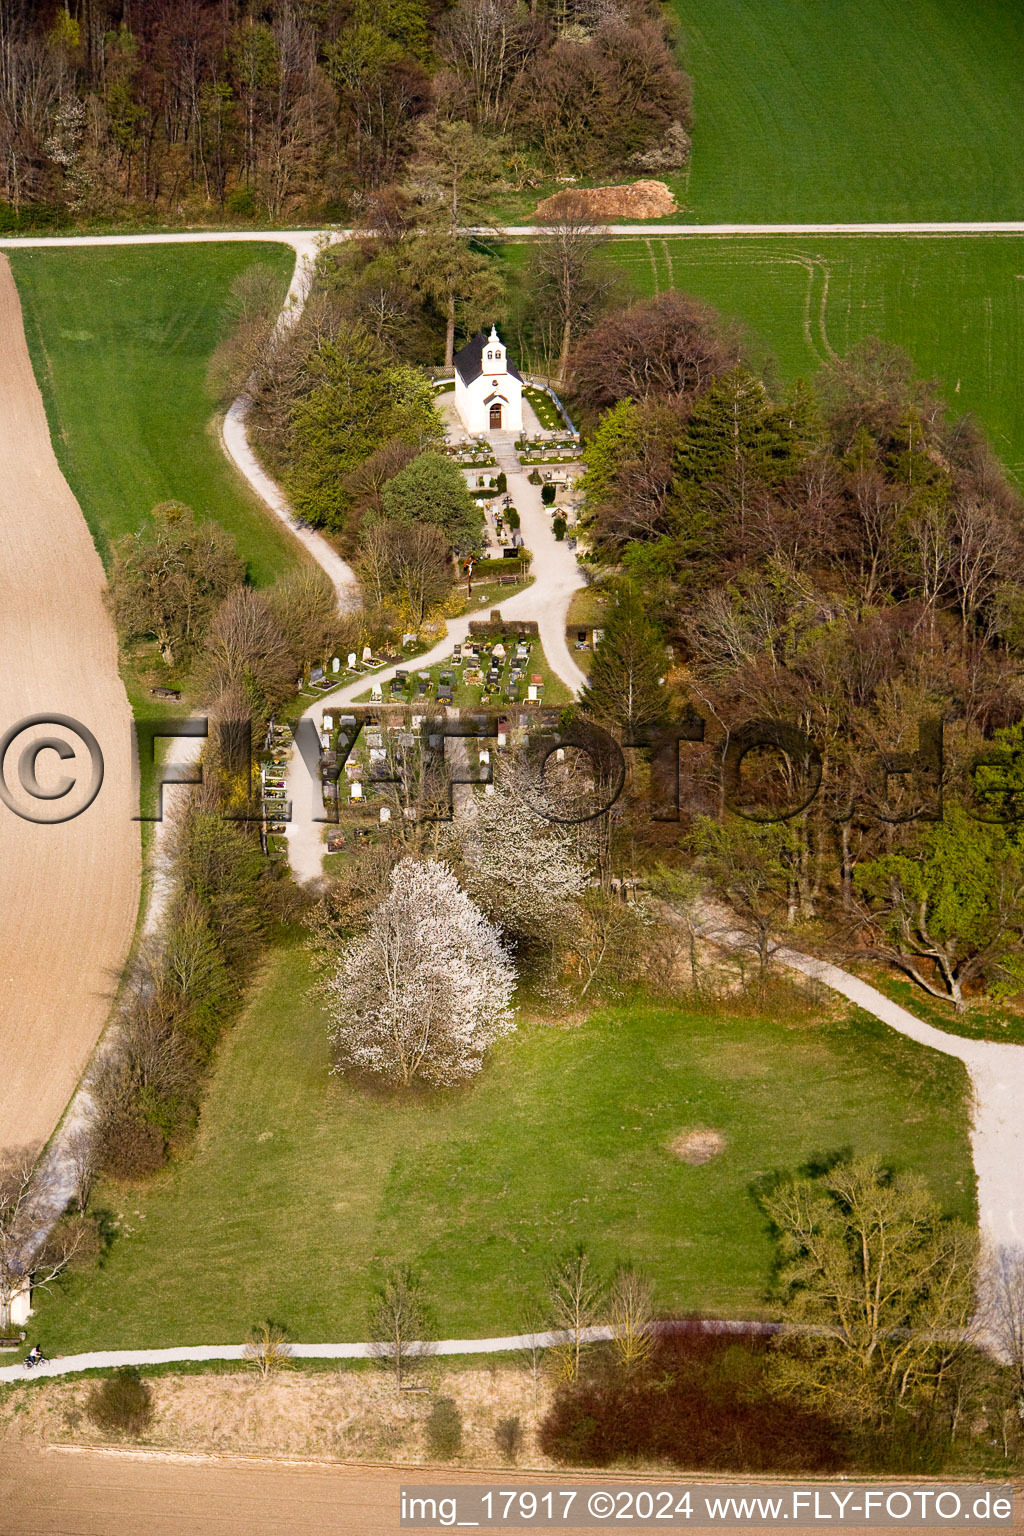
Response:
[[453, 325, 523, 434]]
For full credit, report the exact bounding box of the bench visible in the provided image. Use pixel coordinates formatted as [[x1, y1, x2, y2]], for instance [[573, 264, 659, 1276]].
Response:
[[0, 1336, 25, 1350]]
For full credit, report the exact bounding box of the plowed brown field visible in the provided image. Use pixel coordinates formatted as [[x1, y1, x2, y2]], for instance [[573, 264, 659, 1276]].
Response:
[[0, 255, 139, 1157]]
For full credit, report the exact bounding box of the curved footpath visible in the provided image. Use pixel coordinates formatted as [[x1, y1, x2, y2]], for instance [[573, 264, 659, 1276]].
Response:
[[695, 910, 1024, 1255], [778, 951, 1024, 1252], [282, 432, 587, 883], [0, 1322, 772, 1385], [217, 232, 361, 613]]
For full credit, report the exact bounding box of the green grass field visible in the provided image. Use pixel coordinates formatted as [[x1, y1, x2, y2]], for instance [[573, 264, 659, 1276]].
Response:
[[672, 0, 1024, 222], [9, 243, 300, 584], [542, 236, 1024, 480], [32, 942, 973, 1353]]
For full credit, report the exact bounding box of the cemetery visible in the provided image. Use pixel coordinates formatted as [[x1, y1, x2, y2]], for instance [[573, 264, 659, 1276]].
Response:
[[349, 630, 571, 711]]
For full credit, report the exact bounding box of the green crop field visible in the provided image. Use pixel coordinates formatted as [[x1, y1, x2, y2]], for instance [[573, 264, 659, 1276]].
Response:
[[31, 941, 973, 1353], [10, 243, 300, 584], [672, 0, 1024, 222], [506, 237, 1024, 481]]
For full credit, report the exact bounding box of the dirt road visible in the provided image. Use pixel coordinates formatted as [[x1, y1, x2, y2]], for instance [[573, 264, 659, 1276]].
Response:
[[0, 256, 139, 1157]]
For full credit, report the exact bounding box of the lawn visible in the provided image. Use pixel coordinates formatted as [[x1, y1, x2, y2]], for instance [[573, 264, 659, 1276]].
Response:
[[507, 237, 1024, 482], [671, 0, 1024, 222], [9, 243, 300, 584], [33, 941, 974, 1353]]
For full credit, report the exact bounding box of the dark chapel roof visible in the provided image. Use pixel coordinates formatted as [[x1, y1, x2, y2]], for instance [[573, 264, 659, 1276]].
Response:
[[454, 331, 523, 385]]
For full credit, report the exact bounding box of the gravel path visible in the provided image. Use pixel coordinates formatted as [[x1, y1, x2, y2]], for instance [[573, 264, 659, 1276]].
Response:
[[283, 430, 587, 884], [0, 1321, 777, 1384], [216, 232, 361, 615], [6, 222, 1024, 254], [695, 910, 1024, 1254]]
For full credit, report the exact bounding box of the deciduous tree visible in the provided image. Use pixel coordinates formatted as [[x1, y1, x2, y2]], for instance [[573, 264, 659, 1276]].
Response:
[[107, 502, 243, 666], [328, 859, 516, 1086], [761, 1158, 979, 1434], [368, 1264, 433, 1388], [854, 807, 1024, 1011], [0, 1156, 83, 1333], [569, 291, 738, 422], [549, 1246, 603, 1382], [376, 449, 483, 554]]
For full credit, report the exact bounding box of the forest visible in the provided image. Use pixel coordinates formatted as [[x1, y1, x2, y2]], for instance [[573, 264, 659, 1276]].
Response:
[[0, 0, 689, 224]]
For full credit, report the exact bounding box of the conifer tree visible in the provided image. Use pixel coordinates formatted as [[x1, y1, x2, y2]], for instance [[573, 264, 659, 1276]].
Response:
[[580, 580, 669, 738]]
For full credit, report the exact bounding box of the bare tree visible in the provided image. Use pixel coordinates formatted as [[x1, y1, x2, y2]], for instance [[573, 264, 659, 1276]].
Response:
[[0, 1155, 82, 1332], [843, 464, 905, 608], [436, 0, 538, 133], [984, 1247, 1024, 1407], [573, 890, 650, 998], [531, 216, 607, 386], [243, 1321, 294, 1379], [268, 563, 343, 675], [368, 1265, 433, 1389], [948, 495, 1016, 635], [900, 499, 954, 621], [549, 1246, 603, 1381], [514, 1294, 551, 1405], [358, 519, 452, 626], [569, 290, 739, 420], [608, 1266, 655, 1375], [64, 1128, 97, 1215], [205, 585, 295, 716]]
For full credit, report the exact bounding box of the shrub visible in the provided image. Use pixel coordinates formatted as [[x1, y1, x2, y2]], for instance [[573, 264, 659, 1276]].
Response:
[[243, 1321, 293, 1379], [495, 1414, 524, 1462], [87, 1368, 154, 1438], [425, 1396, 463, 1460], [539, 1330, 847, 1472], [528, 469, 542, 485], [96, 1110, 167, 1180], [553, 516, 567, 541], [506, 507, 521, 530], [541, 484, 556, 505], [496, 471, 507, 493], [225, 185, 257, 218]]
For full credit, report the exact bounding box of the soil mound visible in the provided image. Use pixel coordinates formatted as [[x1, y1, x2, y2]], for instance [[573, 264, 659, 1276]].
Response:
[[533, 179, 677, 222], [670, 1128, 726, 1165]]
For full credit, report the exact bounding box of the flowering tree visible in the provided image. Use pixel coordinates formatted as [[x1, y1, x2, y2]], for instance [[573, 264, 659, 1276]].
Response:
[[328, 859, 515, 1087], [451, 775, 589, 949]]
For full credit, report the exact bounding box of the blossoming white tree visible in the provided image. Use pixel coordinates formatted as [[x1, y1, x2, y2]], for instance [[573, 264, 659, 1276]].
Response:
[[449, 774, 589, 947], [328, 859, 516, 1087]]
